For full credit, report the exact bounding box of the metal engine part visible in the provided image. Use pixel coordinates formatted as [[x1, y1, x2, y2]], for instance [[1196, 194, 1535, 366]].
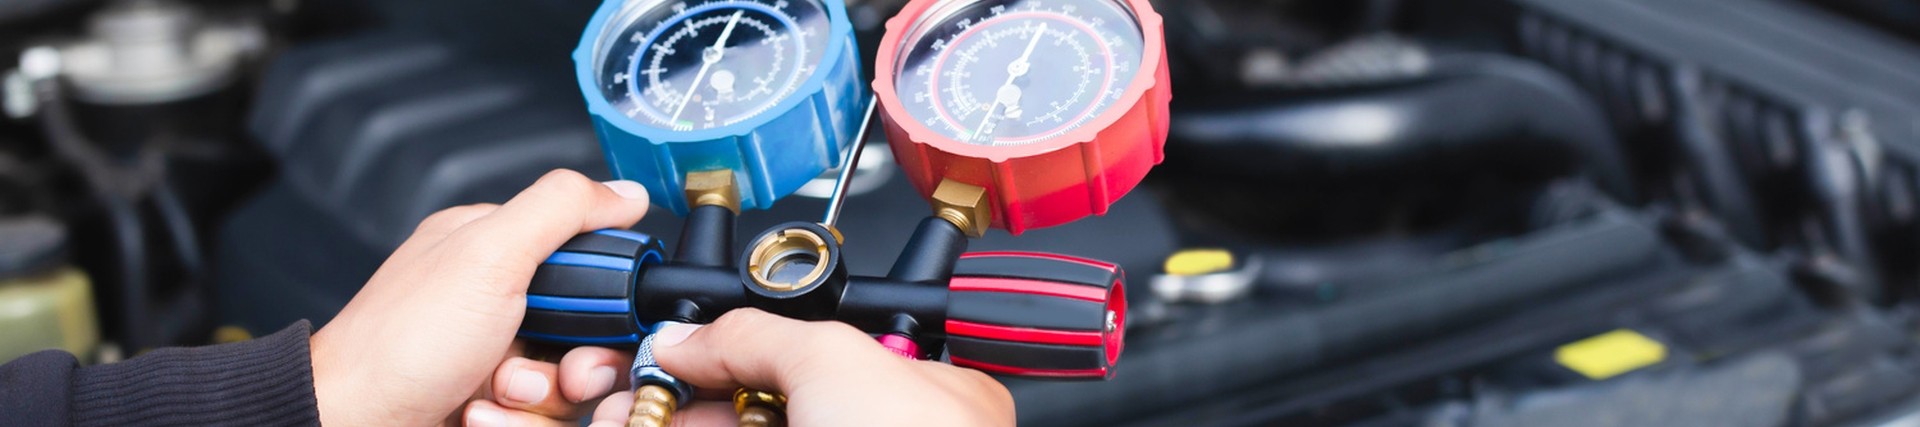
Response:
[[56, 0, 264, 105]]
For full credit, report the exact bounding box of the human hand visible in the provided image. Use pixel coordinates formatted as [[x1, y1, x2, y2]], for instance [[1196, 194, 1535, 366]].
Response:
[[307, 169, 651, 426], [577, 309, 1016, 427], [463, 346, 636, 426]]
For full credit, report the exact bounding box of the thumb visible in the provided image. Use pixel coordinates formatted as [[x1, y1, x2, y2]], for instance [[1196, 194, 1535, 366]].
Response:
[[650, 309, 903, 394], [445, 169, 651, 295]]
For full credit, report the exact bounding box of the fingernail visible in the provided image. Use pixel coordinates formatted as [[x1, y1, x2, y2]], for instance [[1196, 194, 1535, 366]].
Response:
[[653, 323, 700, 348], [588, 422, 621, 427], [466, 403, 506, 427], [580, 366, 617, 402], [505, 365, 551, 403], [603, 180, 649, 201]]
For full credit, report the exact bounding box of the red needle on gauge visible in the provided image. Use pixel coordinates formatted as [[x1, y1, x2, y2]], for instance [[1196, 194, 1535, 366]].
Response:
[[972, 22, 1047, 144], [671, 10, 747, 123]]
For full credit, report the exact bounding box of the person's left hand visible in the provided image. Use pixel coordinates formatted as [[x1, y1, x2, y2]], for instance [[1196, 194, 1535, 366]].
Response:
[[307, 169, 651, 426]]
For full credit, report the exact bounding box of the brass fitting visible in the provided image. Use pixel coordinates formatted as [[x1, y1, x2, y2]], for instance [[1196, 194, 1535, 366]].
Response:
[[684, 170, 740, 213], [746, 227, 832, 292], [734, 389, 788, 427], [628, 384, 678, 427], [822, 225, 845, 245], [931, 179, 991, 238]]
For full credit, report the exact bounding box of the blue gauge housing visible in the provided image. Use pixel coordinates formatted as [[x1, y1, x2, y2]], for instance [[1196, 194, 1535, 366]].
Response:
[[574, 0, 867, 215]]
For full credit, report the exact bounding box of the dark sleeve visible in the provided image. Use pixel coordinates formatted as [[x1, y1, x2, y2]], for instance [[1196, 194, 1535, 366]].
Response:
[[0, 320, 321, 426]]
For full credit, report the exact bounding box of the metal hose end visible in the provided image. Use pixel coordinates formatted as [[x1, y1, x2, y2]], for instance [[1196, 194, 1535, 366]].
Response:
[[628, 384, 678, 427], [734, 388, 788, 427]]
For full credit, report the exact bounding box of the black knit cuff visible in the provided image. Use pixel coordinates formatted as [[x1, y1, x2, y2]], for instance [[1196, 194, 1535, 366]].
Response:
[[72, 320, 321, 426]]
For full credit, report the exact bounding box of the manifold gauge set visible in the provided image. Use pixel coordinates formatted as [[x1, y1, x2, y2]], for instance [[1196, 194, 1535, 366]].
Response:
[[524, 0, 1168, 423]]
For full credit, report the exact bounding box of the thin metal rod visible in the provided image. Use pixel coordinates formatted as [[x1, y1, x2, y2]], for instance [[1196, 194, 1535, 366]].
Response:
[[822, 96, 880, 228]]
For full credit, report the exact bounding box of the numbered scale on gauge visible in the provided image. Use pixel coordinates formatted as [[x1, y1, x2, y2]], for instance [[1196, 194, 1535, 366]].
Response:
[[876, 0, 1170, 233], [896, 0, 1144, 146], [576, 0, 866, 214], [593, 0, 830, 131]]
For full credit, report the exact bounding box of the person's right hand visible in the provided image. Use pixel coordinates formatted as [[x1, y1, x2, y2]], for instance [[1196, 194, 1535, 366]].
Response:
[[584, 309, 1016, 426]]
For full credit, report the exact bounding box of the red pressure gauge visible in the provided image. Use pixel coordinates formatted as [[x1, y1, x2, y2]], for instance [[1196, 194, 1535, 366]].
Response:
[[874, 0, 1170, 234]]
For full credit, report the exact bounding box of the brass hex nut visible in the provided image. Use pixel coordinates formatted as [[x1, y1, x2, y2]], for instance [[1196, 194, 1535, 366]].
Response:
[[733, 388, 788, 414], [734, 389, 788, 427], [684, 170, 740, 213], [932, 179, 991, 238]]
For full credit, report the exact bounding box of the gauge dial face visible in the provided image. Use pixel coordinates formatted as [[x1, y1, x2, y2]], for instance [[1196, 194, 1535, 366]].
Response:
[[893, 0, 1144, 146], [593, 0, 832, 132]]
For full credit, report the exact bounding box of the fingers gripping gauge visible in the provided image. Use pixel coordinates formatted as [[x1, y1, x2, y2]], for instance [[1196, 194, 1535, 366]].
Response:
[[577, 0, 867, 215], [875, 0, 1171, 234]]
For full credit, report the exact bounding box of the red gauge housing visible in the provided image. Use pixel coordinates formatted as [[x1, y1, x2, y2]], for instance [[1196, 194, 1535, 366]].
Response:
[[874, 0, 1171, 235]]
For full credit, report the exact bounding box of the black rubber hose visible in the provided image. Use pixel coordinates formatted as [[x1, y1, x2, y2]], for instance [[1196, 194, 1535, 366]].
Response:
[[33, 78, 210, 349], [1239, 179, 1609, 297], [1169, 54, 1638, 203], [1009, 208, 1661, 426], [1246, 233, 1463, 297], [152, 183, 204, 276], [33, 78, 156, 348]]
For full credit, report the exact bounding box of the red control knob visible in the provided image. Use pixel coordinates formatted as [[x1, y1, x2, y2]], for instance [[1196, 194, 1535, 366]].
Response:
[[944, 251, 1126, 380], [873, 0, 1172, 234]]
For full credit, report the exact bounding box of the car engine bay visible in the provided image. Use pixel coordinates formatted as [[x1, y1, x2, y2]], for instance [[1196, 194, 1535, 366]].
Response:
[[5, 0, 1920, 425]]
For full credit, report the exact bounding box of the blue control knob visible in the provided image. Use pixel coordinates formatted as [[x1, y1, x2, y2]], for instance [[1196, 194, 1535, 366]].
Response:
[[573, 0, 867, 215]]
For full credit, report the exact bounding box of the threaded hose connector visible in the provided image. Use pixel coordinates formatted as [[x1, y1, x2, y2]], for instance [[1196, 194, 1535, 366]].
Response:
[[628, 322, 694, 427], [628, 384, 678, 427]]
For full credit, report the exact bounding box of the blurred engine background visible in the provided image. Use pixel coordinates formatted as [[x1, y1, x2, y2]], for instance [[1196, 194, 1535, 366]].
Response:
[[5, 0, 1920, 425]]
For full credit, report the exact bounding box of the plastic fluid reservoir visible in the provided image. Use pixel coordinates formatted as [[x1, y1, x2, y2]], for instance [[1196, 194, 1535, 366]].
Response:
[[0, 216, 99, 364]]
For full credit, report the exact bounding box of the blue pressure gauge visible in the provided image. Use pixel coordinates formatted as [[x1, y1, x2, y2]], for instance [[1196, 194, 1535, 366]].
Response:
[[575, 0, 866, 214]]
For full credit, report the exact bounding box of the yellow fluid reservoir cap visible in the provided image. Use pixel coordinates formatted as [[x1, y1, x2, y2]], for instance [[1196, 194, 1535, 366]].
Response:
[[1555, 329, 1668, 380], [1164, 249, 1235, 276]]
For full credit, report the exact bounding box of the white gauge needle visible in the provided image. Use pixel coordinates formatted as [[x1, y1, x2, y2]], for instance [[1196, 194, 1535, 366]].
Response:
[[671, 10, 747, 124], [973, 23, 1048, 142], [1008, 22, 1048, 80]]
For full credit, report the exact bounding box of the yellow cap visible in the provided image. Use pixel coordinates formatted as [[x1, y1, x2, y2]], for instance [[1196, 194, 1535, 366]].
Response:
[[1163, 249, 1235, 276], [1555, 329, 1667, 380]]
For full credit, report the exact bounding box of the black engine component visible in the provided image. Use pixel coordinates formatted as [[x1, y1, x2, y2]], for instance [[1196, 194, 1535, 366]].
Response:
[[1805, 0, 1920, 41], [215, 30, 610, 332], [1011, 201, 1664, 425], [1164, 53, 1635, 240], [1511, 0, 1920, 301]]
